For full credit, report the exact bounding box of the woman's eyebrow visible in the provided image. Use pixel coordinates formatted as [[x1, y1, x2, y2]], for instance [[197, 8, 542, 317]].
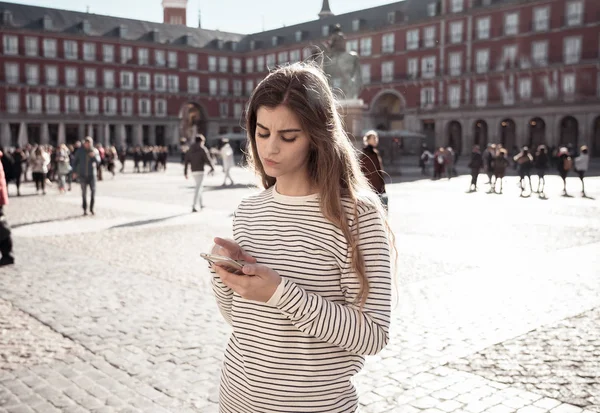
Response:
[[256, 122, 301, 134]]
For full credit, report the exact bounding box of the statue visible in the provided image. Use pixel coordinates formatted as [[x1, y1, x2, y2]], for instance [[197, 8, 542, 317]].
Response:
[[320, 24, 362, 101]]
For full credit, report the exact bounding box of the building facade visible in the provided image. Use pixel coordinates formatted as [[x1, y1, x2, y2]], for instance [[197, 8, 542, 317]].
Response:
[[1, 0, 599, 155]]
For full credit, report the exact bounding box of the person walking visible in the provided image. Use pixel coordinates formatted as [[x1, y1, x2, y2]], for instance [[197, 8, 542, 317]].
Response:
[[360, 130, 387, 210], [492, 149, 510, 194], [56, 144, 72, 194], [534, 145, 549, 195], [220, 139, 235, 186], [557, 146, 572, 196], [72, 137, 101, 216], [514, 146, 534, 197], [574, 145, 589, 197], [208, 62, 394, 413], [29, 146, 50, 195], [468, 145, 484, 192], [0, 149, 14, 266], [184, 134, 214, 212]]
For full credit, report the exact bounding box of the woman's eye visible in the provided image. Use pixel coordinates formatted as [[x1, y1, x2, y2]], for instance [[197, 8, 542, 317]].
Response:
[[281, 136, 297, 143], [257, 133, 269, 138]]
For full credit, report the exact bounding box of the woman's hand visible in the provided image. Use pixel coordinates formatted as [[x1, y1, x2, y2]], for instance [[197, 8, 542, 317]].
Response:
[[214, 263, 282, 303], [211, 237, 257, 263]]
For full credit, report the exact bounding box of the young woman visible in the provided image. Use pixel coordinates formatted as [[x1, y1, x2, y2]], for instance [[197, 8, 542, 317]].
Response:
[[360, 130, 387, 210], [534, 145, 549, 195], [29, 146, 50, 195], [208, 63, 395, 413], [56, 144, 72, 193], [574, 145, 589, 197]]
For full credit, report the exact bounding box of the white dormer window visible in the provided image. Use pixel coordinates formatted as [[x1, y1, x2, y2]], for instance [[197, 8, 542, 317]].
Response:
[[427, 3, 437, 17], [352, 19, 360, 32], [295, 31, 303, 42], [387, 12, 396, 24], [452, 0, 463, 13], [322, 25, 329, 37], [272, 36, 278, 46]]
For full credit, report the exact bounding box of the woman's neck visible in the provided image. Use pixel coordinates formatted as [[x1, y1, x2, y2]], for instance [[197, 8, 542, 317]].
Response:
[[275, 173, 317, 197]]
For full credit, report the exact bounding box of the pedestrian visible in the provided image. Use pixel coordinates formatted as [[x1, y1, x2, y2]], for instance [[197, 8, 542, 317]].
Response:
[[574, 145, 589, 197], [184, 134, 215, 212], [445, 146, 455, 180], [557, 146, 572, 196], [0, 148, 14, 266], [468, 145, 484, 192], [207, 62, 394, 413], [72, 137, 101, 216], [220, 139, 235, 186], [534, 145, 549, 195], [492, 148, 509, 194], [11, 146, 26, 196], [433, 147, 446, 180], [514, 146, 534, 197], [56, 144, 72, 194], [106, 146, 117, 178], [29, 146, 50, 195], [360, 130, 388, 210], [420, 145, 433, 176], [483, 144, 496, 184]]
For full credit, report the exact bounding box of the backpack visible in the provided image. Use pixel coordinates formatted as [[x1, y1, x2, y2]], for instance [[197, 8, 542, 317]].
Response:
[[563, 157, 572, 171]]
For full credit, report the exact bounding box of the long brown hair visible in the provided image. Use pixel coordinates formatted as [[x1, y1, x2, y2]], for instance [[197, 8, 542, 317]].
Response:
[[245, 62, 396, 306]]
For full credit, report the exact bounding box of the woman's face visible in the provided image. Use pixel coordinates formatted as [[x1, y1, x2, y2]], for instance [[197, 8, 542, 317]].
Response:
[[254, 105, 311, 180], [367, 135, 379, 147]]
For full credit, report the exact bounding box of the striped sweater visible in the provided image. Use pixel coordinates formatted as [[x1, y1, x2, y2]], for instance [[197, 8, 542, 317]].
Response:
[[211, 186, 392, 413]]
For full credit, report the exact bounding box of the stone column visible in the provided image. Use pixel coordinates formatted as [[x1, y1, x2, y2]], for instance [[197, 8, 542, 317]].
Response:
[[78, 124, 85, 141], [0, 123, 10, 148], [104, 124, 111, 147], [87, 124, 94, 139], [58, 123, 66, 145], [134, 124, 143, 146], [118, 124, 127, 148], [40, 123, 49, 145], [149, 124, 156, 145]]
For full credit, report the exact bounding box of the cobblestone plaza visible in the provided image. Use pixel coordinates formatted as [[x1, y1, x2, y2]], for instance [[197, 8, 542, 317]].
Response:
[[1, 164, 599, 413]]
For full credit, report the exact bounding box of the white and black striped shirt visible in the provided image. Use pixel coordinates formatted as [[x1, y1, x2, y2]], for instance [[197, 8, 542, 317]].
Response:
[[212, 186, 392, 413]]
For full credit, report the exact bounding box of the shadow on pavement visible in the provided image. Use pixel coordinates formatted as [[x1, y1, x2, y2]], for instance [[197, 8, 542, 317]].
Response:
[[11, 215, 86, 229], [108, 213, 188, 230]]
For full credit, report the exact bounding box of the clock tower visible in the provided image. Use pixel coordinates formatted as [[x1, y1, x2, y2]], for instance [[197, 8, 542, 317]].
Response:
[[163, 0, 188, 25]]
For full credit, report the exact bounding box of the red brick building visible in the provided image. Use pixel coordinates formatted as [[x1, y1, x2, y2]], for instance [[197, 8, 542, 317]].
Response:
[[1, 0, 599, 156]]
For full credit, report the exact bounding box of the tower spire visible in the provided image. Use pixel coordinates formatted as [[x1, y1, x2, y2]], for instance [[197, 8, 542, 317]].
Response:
[[319, 0, 334, 19]]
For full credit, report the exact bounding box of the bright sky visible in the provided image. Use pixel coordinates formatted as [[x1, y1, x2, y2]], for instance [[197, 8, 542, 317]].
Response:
[[13, 0, 397, 34]]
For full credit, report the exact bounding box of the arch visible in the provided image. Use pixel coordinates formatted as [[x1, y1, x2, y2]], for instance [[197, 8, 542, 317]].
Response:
[[370, 90, 405, 132], [179, 102, 208, 142], [446, 120, 463, 155], [528, 117, 546, 149], [559, 116, 578, 149], [499, 118, 516, 150], [473, 120, 488, 149], [593, 116, 600, 157], [369, 89, 406, 112]]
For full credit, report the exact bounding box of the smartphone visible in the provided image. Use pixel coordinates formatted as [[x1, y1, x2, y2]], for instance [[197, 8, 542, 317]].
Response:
[[200, 253, 245, 275]]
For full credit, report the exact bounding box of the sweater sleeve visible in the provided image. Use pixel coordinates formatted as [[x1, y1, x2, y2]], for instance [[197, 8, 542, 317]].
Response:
[[272, 207, 392, 356]]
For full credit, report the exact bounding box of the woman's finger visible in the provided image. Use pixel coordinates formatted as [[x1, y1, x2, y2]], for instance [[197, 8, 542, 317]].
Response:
[[214, 237, 256, 263]]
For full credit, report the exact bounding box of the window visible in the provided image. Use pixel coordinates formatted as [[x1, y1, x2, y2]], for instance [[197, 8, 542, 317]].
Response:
[[103, 45, 114, 62], [534, 7, 550, 32], [245, 79, 254, 96], [209, 78, 218, 96], [420, 87, 435, 108], [26, 64, 39, 85], [234, 103, 243, 119], [154, 74, 166, 91], [121, 97, 132, 116], [65, 95, 79, 113], [168, 51, 177, 68], [504, 13, 519, 36], [208, 56, 217, 72], [168, 75, 179, 92], [448, 85, 461, 108], [138, 48, 149, 65], [188, 76, 199, 93], [295, 31, 303, 42], [155, 99, 167, 117], [3, 35, 18, 55], [322, 25, 329, 37], [278, 51, 288, 64], [271, 36, 279, 47], [220, 102, 229, 118], [25, 37, 38, 56], [476, 49, 489, 73], [103, 70, 114, 89], [43, 39, 56, 58], [360, 37, 372, 56], [423, 27, 436, 48], [137, 73, 150, 91], [103, 97, 117, 115], [64, 40, 78, 59], [532, 41, 548, 66], [139, 99, 151, 116], [346, 40, 358, 53], [450, 22, 463, 44], [566, 1, 583, 26], [427, 3, 437, 17], [503, 45, 517, 68], [382, 33, 395, 53], [45, 94, 60, 114], [84, 68, 96, 88], [120, 71, 133, 89], [475, 83, 488, 107], [266, 54, 275, 68], [155, 50, 165, 67], [85, 96, 99, 115], [421, 56, 436, 78], [26, 94, 42, 114], [120, 46, 132, 64], [257, 56, 265, 72], [232, 58, 241, 74], [290, 50, 301, 62], [361, 64, 371, 84], [519, 78, 531, 99], [233, 79, 242, 97], [6, 93, 19, 113], [452, 0, 463, 13], [449, 52, 461, 76], [564, 37, 581, 64], [381, 62, 394, 82], [563, 73, 575, 95], [83, 43, 96, 61], [219, 79, 228, 96], [5, 63, 19, 84], [406, 30, 419, 50], [407, 58, 418, 79], [477, 17, 490, 40], [352, 19, 361, 32], [45, 66, 57, 86], [65, 67, 78, 87], [219, 56, 228, 72], [246, 58, 254, 73], [188, 53, 198, 70]]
